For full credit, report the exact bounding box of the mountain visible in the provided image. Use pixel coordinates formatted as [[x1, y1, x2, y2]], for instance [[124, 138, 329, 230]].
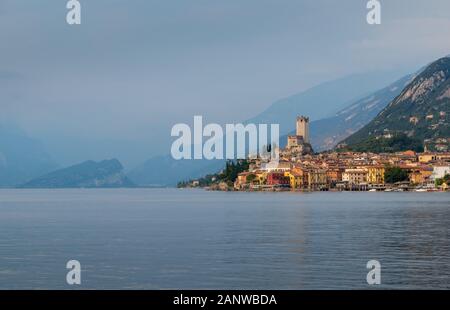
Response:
[[21, 159, 135, 188], [279, 73, 416, 151], [247, 71, 409, 135], [343, 57, 450, 153], [0, 124, 58, 187], [129, 71, 407, 186], [127, 155, 224, 187]]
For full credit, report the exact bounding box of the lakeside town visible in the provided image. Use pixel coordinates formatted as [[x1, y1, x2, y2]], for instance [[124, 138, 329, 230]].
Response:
[[180, 116, 450, 192]]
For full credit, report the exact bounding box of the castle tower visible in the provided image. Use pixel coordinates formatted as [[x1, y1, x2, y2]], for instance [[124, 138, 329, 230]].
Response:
[[296, 116, 310, 143]]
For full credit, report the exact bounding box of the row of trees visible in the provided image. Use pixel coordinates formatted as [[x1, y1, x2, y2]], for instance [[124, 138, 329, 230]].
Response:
[[178, 160, 249, 188], [343, 133, 424, 153], [384, 167, 409, 184], [216, 160, 250, 186]]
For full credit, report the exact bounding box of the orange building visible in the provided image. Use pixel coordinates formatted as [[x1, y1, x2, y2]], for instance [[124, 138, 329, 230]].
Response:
[[409, 167, 433, 185], [327, 168, 343, 185]]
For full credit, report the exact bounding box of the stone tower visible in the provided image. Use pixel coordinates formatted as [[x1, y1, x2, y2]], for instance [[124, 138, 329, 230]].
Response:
[[296, 116, 310, 143]]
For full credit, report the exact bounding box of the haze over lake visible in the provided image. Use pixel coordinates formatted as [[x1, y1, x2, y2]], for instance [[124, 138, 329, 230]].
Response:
[[0, 189, 449, 289]]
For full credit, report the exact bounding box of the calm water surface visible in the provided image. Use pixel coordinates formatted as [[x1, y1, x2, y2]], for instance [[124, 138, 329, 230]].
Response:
[[0, 189, 449, 289]]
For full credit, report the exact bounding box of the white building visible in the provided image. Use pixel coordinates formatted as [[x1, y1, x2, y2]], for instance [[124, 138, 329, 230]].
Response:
[[342, 168, 368, 185], [431, 165, 450, 180], [260, 161, 291, 172]]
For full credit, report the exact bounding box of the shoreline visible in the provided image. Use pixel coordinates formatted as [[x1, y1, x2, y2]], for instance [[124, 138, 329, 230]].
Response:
[[201, 187, 449, 193]]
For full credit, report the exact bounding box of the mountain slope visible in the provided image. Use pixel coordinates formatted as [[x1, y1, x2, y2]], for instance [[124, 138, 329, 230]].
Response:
[[21, 159, 135, 188], [247, 71, 408, 135], [343, 57, 450, 152], [279, 73, 416, 151], [127, 155, 224, 187], [0, 124, 58, 187]]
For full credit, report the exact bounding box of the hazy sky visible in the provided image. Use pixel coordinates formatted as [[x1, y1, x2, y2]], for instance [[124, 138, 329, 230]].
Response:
[[1, 0, 450, 166]]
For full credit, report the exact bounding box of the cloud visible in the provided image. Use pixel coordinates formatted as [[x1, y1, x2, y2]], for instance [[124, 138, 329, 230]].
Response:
[[1, 0, 450, 166]]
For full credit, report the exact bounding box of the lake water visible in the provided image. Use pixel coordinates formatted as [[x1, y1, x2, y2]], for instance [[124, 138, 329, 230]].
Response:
[[0, 189, 449, 289]]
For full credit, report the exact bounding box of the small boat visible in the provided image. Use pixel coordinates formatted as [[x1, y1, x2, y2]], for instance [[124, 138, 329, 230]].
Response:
[[415, 188, 427, 192], [384, 188, 393, 192], [395, 188, 405, 192], [369, 189, 377, 192]]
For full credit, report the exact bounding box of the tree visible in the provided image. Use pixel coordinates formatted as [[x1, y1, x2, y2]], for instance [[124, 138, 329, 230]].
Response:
[[384, 167, 409, 184], [343, 133, 424, 153], [178, 159, 250, 188], [216, 160, 250, 183], [246, 174, 257, 183], [435, 175, 450, 187], [444, 174, 450, 183]]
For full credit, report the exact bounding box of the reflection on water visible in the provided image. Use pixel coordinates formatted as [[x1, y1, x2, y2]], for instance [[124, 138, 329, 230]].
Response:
[[0, 189, 449, 289]]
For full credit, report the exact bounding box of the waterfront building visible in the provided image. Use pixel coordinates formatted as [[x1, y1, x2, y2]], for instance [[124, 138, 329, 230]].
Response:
[[409, 167, 433, 185], [306, 168, 328, 190], [326, 167, 344, 187], [254, 171, 268, 185], [235, 170, 268, 189], [267, 172, 290, 187], [342, 168, 368, 185], [284, 171, 304, 189], [431, 165, 450, 181], [366, 166, 385, 185], [235, 172, 251, 190]]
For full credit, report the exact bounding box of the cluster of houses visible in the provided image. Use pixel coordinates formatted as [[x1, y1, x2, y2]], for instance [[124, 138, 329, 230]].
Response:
[[231, 116, 450, 192], [184, 116, 449, 192], [234, 151, 450, 192]]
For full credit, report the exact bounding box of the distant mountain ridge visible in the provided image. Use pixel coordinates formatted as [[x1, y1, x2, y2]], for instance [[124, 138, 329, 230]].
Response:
[[343, 56, 450, 152], [21, 159, 135, 188], [0, 124, 58, 187], [246, 71, 408, 135], [127, 155, 224, 187], [279, 73, 417, 151]]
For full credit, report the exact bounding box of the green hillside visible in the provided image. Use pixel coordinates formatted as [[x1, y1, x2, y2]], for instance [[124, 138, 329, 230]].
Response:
[[342, 57, 450, 153]]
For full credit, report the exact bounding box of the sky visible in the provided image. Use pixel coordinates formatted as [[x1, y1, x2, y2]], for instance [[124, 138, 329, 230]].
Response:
[[1, 0, 450, 167]]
